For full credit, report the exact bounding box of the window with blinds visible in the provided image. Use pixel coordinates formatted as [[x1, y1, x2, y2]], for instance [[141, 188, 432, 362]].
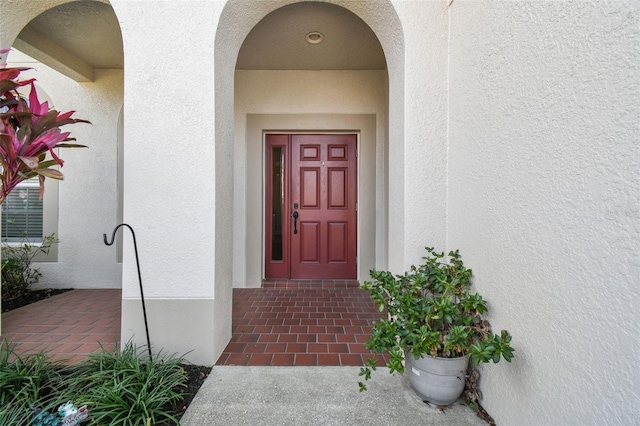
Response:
[[1, 179, 43, 243]]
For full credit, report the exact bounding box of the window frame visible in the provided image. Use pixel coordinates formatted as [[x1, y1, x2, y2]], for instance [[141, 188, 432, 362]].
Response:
[[1, 170, 59, 263], [0, 81, 59, 262]]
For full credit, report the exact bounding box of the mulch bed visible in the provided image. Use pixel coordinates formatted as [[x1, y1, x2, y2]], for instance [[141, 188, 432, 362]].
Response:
[[162, 364, 212, 424], [1, 288, 73, 313]]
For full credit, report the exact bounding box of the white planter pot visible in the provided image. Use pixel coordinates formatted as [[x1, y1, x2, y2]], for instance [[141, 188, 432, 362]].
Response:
[[405, 351, 469, 405]]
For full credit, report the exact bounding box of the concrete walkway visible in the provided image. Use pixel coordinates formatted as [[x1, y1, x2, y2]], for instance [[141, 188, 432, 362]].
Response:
[[181, 366, 485, 425]]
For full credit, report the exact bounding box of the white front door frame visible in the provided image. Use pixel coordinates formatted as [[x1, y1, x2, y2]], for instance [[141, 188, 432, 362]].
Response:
[[242, 114, 380, 287]]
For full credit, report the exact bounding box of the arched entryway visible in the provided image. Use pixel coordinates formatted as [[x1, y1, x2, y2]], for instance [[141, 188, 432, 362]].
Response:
[[0, 0, 124, 358], [216, 0, 405, 288], [213, 0, 405, 365], [2, 0, 124, 287]]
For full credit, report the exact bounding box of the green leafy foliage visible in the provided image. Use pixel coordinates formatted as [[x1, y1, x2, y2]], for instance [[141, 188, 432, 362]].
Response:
[[0, 339, 189, 426], [0, 339, 66, 426], [468, 329, 515, 366], [0, 339, 64, 407], [62, 341, 188, 426], [0, 56, 88, 205], [359, 247, 514, 402], [0, 396, 33, 426], [1, 234, 57, 300]]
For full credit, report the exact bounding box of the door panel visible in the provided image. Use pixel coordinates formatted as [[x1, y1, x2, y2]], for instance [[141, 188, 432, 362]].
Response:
[[300, 222, 320, 262], [327, 222, 348, 262], [328, 168, 347, 207], [265, 134, 357, 279], [291, 134, 357, 279], [301, 168, 320, 208]]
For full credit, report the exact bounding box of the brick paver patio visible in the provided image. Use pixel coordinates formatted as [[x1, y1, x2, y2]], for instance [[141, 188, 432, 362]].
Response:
[[2, 282, 387, 367], [216, 280, 388, 367], [1, 289, 121, 364]]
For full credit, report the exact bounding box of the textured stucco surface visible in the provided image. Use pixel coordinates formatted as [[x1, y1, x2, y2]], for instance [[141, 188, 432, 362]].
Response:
[[121, 298, 215, 367], [0, 0, 117, 82], [394, 1, 450, 268], [110, 0, 227, 362], [0, 0, 87, 52], [111, 0, 220, 300], [447, 1, 639, 424]]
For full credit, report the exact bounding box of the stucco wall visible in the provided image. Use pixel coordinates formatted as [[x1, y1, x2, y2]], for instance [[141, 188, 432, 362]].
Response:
[[110, 0, 224, 365], [110, 0, 220, 300], [113, 0, 406, 366], [393, 0, 449, 268], [447, 1, 639, 424], [7, 51, 123, 290]]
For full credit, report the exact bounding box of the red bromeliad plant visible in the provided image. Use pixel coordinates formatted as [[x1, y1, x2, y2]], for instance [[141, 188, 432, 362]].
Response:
[[0, 48, 88, 205]]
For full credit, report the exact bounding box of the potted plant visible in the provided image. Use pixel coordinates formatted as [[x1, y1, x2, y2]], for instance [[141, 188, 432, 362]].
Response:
[[358, 247, 514, 407]]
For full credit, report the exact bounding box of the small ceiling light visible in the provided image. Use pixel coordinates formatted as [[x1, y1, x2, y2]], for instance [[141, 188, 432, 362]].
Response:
[[305, 31, 324, 44]]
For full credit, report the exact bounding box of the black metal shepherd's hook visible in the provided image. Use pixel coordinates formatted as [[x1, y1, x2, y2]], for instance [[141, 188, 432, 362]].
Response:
[[103, 224, 152, 362]]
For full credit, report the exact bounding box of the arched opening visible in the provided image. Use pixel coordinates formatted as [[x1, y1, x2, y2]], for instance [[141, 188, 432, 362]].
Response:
[[213, 0, 404, 362], [0, 0, 124, 359], [6, 0, 124, 288], [235, 2, 387, 285], [12, 1, 123, 82], [216, 0, 404, 283]]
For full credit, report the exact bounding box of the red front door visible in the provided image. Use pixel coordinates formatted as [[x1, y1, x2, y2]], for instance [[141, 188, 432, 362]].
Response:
[[265, 134, 357, 279]]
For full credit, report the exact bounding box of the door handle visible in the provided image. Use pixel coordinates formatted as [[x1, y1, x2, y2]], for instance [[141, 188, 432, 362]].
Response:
[[292, 211, 299, 235]]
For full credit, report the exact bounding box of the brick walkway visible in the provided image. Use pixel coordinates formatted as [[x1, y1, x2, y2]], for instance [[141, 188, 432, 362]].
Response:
[[1, 289, 121, 364], [216, 280, 388, 367], [2, 282, 387, 367]]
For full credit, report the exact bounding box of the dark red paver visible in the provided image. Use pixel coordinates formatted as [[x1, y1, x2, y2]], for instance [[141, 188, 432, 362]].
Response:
[[1, 289, 121, 364], [216, 280, 388, 367], [2, 282, 388, 368]]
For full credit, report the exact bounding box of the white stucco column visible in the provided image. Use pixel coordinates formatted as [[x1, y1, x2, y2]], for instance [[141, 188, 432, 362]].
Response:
[[111, 0, 224, 365]]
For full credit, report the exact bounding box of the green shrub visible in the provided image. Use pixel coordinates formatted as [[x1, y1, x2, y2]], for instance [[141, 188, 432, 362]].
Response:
[[1, 234, 57, 299], [63, 341, 188, 426], [0, 396, 31, 426], [0, 339, 190, 426], [0, 339, 65, 426], [0, 339, 63, 407]]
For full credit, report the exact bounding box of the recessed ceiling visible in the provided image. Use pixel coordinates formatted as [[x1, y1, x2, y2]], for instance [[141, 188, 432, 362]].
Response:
[[11, 0, 123, 81], [20, 1, 123, 69], [236, 2, 386, 71], [10, 1, 386, 77]]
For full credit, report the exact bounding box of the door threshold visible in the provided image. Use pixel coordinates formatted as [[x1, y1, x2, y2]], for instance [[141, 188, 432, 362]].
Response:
[[262, 279, 360, 289]]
